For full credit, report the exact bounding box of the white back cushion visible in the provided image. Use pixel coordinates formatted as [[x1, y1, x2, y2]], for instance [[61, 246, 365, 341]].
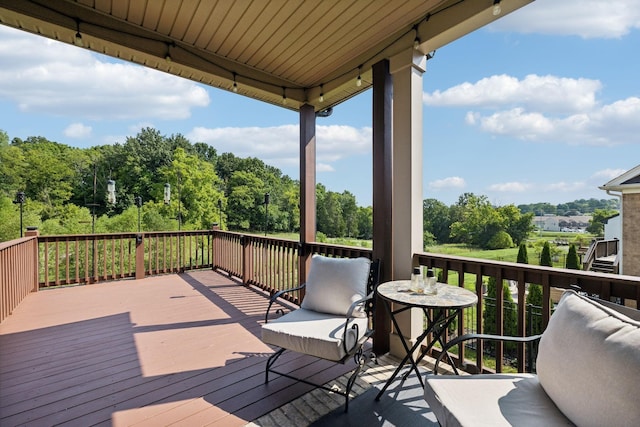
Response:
[[536, 291, 640, 427], [300, 255, 371, 317]]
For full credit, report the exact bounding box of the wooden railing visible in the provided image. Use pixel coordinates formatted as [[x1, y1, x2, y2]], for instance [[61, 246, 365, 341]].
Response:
[[37, 230, 214, 287], [4, 229, 640, 379], [0, 236, 38, 323], [143, 231, 213, 276], [415, 252, 640, 374], [210, 232, 372, 305]]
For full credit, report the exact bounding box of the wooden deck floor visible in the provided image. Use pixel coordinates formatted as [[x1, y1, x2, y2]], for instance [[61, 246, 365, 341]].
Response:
[[0, 271, 360, 426]]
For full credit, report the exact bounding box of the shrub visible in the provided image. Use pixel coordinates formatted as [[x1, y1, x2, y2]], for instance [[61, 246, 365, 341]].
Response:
[[486, 230, 513, 249], [517, 243, 528, 264], [566, 244, 580, 269], [484, 277, 518, 354], [539, 241, 552, 266]]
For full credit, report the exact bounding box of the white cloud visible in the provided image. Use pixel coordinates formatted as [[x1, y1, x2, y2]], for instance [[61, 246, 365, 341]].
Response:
[[488, 182, 532, 192], [472, 98, 640, 146], [545, 181, 588, 193], [590, 168, 628, 184], [64, 122, 92, 139], [187, 124, 371, 170], [317, 163, 335, 172], [427, 72, 640, 146], [428, 176, 466, 190], [424, 74, 601, 113], [0, 26, 209, 121], [492, 0, 640, 39]]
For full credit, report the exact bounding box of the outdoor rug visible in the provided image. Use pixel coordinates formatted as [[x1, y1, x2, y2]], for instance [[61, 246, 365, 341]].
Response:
[[309, 374, 439, 426]]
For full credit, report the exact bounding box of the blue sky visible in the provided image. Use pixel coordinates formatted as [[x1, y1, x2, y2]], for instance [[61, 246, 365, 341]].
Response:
[[1, 0, 639, 208]]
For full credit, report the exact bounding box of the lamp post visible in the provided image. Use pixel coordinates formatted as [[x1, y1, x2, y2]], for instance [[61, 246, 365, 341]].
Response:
[[164, 183, 171, 205], [13, 191, 25, 237], [218, 198, 223, 229], [177, 171, 182, 231], [264, 192, 270, 236], [106, 179, 116, 205], [135, 196, 143, 232]]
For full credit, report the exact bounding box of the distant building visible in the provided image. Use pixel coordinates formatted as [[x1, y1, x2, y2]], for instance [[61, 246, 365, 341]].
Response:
[[604, 214, 621, 241], [599, 164, 640, 276], [533, 215, 591, 232]]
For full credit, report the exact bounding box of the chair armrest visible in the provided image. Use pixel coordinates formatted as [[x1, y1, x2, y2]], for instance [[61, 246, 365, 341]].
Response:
[[341, 291, 375, 355], [434, 333, 543, 374], [345, 291, 374, 319], [264, 283, 306, 323]]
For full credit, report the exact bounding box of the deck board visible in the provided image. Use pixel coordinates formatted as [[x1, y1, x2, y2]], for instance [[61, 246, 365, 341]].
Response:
[[0, 270, 358, 426]]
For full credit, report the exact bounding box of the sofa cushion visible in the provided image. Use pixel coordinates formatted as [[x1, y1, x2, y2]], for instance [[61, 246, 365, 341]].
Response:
[[261, 308, 368, 361], [300, 255, 371, 317], [536, 291, 640, 427], [424, 374, 571, 427]]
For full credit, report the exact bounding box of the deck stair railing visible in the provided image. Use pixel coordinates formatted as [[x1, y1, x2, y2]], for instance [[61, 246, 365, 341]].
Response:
[[582, 238, 619, 273]]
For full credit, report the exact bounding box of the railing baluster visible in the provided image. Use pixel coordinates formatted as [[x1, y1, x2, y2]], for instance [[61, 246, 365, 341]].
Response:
[[54, 240, 60, 286]]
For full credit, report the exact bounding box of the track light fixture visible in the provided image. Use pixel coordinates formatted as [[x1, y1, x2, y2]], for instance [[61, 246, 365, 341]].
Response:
[[492, 0, 502, 16], [74, 19, 83, 47], [356, 66, 362, 87], [232, 72, 238, 92], [282, 87, 287, 105], [319, 84, 324, 103]]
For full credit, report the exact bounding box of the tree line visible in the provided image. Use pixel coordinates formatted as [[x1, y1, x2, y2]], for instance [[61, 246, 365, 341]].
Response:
[[518, 198, 618, 216], [1, 128, 614, 246], [424, 193, 535, 249], [0, 128, 371, 242]]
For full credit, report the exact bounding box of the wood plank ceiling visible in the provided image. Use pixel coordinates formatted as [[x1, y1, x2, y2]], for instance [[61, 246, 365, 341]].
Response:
[[0, 0, 533, 112]]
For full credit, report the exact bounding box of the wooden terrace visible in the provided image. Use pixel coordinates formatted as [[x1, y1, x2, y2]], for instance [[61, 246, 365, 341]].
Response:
[[0, 270, 375, 426], [3, 229, 640, 426]]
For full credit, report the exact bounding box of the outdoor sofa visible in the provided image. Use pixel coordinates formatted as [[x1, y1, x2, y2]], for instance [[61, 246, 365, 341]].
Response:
[[424, 289, 640, 426]]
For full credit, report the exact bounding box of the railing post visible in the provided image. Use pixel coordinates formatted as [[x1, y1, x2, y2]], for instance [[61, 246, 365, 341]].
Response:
[[241, 235, 251, 285], [25, 227, 39, 292], [211, 226, 218, 270], [298, 242, 309, 301], [135, 233, 145, 280]]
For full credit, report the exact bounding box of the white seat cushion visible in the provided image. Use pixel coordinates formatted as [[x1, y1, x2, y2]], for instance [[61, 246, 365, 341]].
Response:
[[424, 374, 571, 427], [300, 255, 371, 317], [262, 308, 368, 361], [536, 291, 640, 427]]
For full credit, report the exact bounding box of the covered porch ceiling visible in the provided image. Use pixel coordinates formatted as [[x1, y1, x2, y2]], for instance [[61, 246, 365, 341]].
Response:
[[0, 0, 533, 113]]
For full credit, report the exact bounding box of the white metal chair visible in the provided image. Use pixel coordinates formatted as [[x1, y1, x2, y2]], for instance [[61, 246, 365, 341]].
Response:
[[261, 254, 381, 412]]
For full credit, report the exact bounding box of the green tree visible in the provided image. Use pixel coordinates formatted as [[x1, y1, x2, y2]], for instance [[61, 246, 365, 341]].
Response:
[[340, 191, 358, 237], [486, 230, 513, 249], [483, 277, 518, 354], [159, 148, 224, 229], [423, 198, 451, 243], [539, 241, 552, 267], [566, 244, 580, 269], [525, 283, 544, 336], [356, 206, 373, 240], [587, 208, 618, 236], [525, 241, 551, 336], [498, 205, 534, 245], [224, 170, 264, 230], [517, 243, 528, 264]]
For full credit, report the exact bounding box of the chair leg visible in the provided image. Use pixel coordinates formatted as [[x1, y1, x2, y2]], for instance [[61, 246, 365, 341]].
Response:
[[343, 349, 371, 412], [265, 348, 286, 384]]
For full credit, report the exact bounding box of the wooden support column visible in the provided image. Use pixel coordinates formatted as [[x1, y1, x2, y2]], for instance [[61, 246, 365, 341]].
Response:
[[372, 59, 393, 355], [388, 48, 426, 358], [299, 104, 316, 287]]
